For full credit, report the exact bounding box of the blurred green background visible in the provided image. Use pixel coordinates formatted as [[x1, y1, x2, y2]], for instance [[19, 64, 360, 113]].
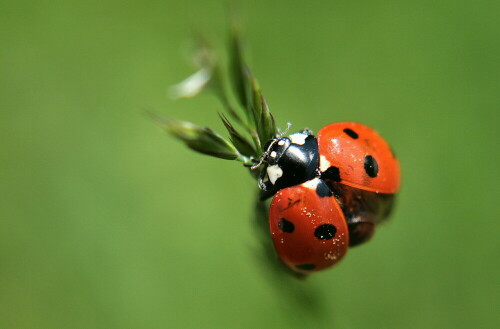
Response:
[[1, 1, 498, 328]]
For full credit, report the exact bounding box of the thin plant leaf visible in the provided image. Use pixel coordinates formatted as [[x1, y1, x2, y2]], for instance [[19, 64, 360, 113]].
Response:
[[228, 37, 262, 151], [259, 94, 277, 145], [229, 26, 277, 153], [249, 78, 265, 145], [211, 65, 245, 126], [189, 35, 249, 128], [248, 73, 278, 151], [153, 114, 240, 160], [170, 35, 248, 130], [218, 112, 257, 158], [229, 26, 249, 111], [166, 25, 278, 160], [168, 68, 212, 99]]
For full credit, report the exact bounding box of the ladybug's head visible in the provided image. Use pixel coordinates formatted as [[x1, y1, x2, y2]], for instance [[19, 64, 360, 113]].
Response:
[[251, 123, 293, 170], [252, 128, 320, 199], [259, 136, 292, 166]]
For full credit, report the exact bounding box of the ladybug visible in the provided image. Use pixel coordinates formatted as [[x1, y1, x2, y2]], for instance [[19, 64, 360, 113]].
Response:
[[253, 123, 400, 273]]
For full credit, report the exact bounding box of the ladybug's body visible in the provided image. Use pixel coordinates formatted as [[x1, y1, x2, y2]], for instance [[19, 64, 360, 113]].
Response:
[[317, 123, 400, 194], [269, 178, 349, 273], [257, 122, 400, 273]]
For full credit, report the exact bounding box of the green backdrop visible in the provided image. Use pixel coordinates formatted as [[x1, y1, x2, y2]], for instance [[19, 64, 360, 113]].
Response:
[[1, 1, 498, 328]]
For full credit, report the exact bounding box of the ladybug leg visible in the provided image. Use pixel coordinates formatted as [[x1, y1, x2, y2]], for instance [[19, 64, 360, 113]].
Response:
[[257, 166, 269, 190], [257, 169, 280, 200]]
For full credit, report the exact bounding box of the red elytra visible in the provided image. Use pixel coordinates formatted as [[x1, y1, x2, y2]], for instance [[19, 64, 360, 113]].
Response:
[[317, 122, 400, 194], [268, 178, 349, 273]]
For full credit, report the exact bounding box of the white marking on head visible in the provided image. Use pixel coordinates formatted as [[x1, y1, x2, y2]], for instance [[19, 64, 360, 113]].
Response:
[[302, 178, 320, 190], [319, 155, 331, 172], [289, 133, 307, 145], [270, 151, 277, 158], [278, 140, 286, 146], [267, 165, 283, 185]]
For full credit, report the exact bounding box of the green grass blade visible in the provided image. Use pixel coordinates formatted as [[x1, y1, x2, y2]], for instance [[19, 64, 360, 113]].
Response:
[[218, 112, 257, 158], [152, 114, 240, 160]]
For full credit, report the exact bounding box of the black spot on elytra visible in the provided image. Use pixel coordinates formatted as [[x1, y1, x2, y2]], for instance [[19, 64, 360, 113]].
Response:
[[295, 264, 316, 271], [314, 224, 337, 240], [316, 180, 333, 197], [278, 218, 295, 233], [343, 128, 359, 139], [322, 166, 341, 182], [364, 155, 379, 178]]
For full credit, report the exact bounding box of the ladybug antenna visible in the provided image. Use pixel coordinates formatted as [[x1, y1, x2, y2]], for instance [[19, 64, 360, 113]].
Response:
[[279, 122, 292, 137], [251, 122, 292, 171], [250, 147, 272, 170]]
